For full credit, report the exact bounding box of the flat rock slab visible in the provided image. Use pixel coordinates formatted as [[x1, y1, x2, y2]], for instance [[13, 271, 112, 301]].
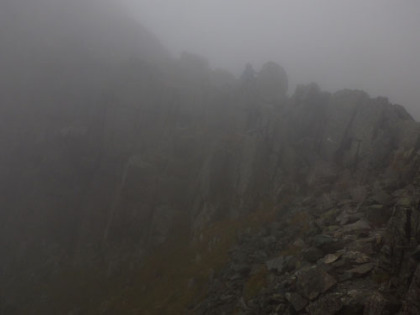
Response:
[[322, 252, 343, 264], [343, 220, 371, 234], [297, 267, 337, 300], [337, 211, 361, 225], [343, 251, 371, 264], [349, 263, 374, 276]]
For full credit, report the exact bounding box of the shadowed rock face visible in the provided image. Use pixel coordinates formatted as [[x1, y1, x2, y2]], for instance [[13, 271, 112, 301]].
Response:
[[1, 1, 420, 313]]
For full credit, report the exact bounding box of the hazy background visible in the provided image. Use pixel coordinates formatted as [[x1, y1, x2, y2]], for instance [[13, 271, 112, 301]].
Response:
[[121, 0, 420, 119]]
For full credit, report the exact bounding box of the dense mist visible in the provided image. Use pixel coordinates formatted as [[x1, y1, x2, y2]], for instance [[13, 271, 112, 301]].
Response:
[[2, 0, 420, 314], [122, 0, 420, 119]]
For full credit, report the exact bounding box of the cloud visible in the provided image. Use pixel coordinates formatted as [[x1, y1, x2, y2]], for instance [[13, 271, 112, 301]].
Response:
[[121, 1, 420, 118]]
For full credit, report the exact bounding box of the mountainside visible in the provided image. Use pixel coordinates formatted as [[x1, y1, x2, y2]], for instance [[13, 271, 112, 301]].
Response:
[[1, 1, 420, 314]]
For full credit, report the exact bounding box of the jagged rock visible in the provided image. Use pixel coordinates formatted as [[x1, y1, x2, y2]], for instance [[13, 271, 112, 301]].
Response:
[[302, 247, 324, 263], [268, 293, 287, 304], [266, 257, 286, 273], [348, 263, 374, 276], [343, 219, 371, 234], [311, 235, 343, 254], [364, 291, 401, 315], [370, 189, 392, 205], [325, 225, 340, 234], [306, 293, 343, 315], [311, 234, 334, 248], [348, 238, 376, 255], [266, 256, 296, 274], [412, 245, 420, 261], [322, 252, 343, 264], [342, 251, 371, 264], [401, 266, 420, 314], [337, 211, 362, 226], [285, 292, 308, 312], [233, 264, 252, 276], [296, 267, 337, 300], [366, 205, 392, 227], [340, 289, 371, 314]]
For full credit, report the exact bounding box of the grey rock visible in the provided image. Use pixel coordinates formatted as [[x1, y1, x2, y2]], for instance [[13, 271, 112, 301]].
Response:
[[297, 267, 337, 300], [340, 289, 370, 314], [366, 205, 392, 227], [311, 234, 335, 248], [338, 271, 354, 282], [370, 189, 392, 205], [266, 256, 296, 274], [322, 252, 343, 264], [411, 245, 420, 262], [348, 263, 374, 276], [342, 251, 371, 264], [285, 292, 308, 312], [311, 234, 343, 254], [401, 266, 420, 314], [306, 293, 343, 315], [302, 247, 324, 263], [266, 257, 285, 273], [343, 219, 371, 234], [337, 211, 361, 226], [363, 292, 391, 315], [233, 263, 252, 276]]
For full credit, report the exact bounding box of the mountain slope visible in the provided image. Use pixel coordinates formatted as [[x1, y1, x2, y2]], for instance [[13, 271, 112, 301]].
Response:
[[1, 1, 420, 314]]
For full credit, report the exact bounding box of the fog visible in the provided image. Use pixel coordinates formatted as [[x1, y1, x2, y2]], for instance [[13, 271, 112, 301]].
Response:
[[121, 0, 420, 119], [3, 1, 420, 312]]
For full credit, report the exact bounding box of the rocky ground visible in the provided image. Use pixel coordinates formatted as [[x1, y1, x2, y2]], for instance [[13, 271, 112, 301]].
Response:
[[192, 180, 420, 314]]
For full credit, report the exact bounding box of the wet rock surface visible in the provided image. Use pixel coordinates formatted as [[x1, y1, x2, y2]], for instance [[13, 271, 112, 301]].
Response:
[[193, 181, 420, 314]]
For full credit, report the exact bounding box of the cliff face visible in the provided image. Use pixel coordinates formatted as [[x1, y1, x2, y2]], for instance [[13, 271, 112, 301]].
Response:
[[1, 1, 420, 314]]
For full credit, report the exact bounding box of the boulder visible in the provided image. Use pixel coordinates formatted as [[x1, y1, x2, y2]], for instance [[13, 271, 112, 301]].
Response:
[[366, 205, 392, 227], [285, 292, 308, 312], [322, 252, 343, 264], [297, 267, 337, 300], [337, 211, 361, 226], [401, 266, 420, 313], [302, 247, 324, 263], [306, 293, 343, 315], [342, 251, 371, 264], [348, 263, 374, 276], [342, 219, 371, 234], [364, 291, 400, 315], [311, 234, 343, 254], [266, 256, 285, 273]]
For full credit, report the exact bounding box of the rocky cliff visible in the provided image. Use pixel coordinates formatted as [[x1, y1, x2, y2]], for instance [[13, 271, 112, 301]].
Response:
[[1, 1, 420, 314]]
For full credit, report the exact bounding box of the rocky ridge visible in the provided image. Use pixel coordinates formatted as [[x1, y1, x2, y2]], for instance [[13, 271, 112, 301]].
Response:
[[192, 176, 420, 314], [1, 1, 420, 313]]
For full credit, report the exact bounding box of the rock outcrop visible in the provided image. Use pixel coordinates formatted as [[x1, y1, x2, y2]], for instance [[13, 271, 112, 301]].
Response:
[[192, 177, 420, 315], [257, 61, 289, 102]]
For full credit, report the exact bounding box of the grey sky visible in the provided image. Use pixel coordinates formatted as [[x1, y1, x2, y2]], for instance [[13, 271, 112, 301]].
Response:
[[121, 0, 420, 118]]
